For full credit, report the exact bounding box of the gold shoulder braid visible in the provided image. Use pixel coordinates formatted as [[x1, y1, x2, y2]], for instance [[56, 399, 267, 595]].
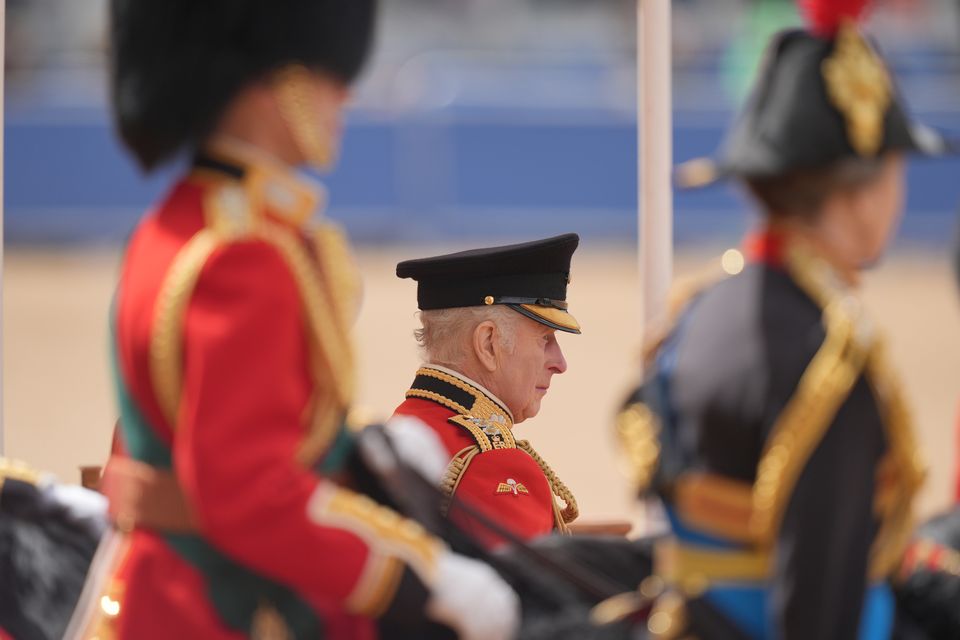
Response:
[[149, 172, 358, 467], [749, 290, 870, 541], [751, 242, 925, 576], [439, 446, 482, 517], [615, 402, 661, 496], [639, 242, 925, 605], [863, 339, 926, 578]]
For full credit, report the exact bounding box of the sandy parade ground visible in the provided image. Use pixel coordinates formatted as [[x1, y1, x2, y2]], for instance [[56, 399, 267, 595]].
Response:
[[3, 244, 959, 531]]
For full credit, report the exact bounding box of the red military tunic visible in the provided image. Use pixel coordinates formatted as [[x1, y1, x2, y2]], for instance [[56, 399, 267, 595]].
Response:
[[392, 365, 577, 548], [71, 145, 442, 639]]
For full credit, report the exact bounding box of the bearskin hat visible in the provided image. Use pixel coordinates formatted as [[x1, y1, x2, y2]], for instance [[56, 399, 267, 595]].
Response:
[[109, 0, 377, 171]]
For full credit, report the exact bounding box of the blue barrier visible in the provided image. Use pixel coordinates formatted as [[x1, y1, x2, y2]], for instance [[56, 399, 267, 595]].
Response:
[[6, 102, 960, 245]]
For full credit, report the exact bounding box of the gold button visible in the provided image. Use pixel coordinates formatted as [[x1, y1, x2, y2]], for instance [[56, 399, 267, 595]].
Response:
[[484, 296, 494, 305]]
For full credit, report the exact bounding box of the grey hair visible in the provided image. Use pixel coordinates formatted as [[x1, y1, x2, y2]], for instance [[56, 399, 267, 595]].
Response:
[[414, 306, 520, 366]]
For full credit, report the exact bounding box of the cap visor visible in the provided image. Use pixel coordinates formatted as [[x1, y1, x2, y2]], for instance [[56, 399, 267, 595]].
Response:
[[513, 304, 581, 334]]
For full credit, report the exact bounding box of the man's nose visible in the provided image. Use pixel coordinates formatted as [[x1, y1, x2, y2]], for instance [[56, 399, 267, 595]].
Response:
[[547, 338, 568, 375]]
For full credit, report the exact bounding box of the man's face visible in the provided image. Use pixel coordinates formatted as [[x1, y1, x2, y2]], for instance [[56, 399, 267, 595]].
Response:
[[494, 316, 568, 424]]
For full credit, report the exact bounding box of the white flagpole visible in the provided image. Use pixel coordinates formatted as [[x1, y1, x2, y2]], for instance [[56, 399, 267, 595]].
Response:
[[637, 0, 673, 364], [0, 0, 6, 456]]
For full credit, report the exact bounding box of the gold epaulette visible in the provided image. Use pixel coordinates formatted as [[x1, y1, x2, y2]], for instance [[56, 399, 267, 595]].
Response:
[[447, 414, 517, 452], [439, 445, 482, 517], [617, 273, 717, 499], [149, 166, 360, 466], [615, 402, 661, 496]]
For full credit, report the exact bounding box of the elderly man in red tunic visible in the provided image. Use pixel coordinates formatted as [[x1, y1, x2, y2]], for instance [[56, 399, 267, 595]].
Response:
[[389, 234, 581, 547]]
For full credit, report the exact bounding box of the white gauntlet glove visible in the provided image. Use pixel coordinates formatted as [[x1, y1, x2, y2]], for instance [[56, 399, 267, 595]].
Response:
[[426, 551, 520, 640], [383, 415, 450, 485]]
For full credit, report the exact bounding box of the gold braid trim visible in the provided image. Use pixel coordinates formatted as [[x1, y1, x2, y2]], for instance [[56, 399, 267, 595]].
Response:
[[307, 483, 443, 598], [405, 389, 471, 418], [615, 402, 661, 496], [749, 244, 875, 542], [749, 302, 867, 542], [771, 241, 926, 575], [310, 223, 363, 328], [411, 367, 513, 423], [150, 229, 221, 426], [447, 415, 493, 452], [255, 222, 355, 465], [516, 439, 578, 530], [864, 340, 926, 579], [439, 446, 481, 516], [149, 181, 356, 466]]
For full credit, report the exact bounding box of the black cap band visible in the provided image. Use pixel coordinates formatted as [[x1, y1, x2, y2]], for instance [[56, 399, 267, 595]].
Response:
[[416, 272, 568, 311]]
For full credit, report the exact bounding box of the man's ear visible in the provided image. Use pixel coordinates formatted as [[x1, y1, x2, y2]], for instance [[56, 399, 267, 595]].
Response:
[[472, 320, 499, 373]]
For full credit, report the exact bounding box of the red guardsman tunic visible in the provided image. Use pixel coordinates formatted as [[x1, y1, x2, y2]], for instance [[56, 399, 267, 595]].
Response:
[[71, 146, 442, 639], [392, 365, 577, 548]]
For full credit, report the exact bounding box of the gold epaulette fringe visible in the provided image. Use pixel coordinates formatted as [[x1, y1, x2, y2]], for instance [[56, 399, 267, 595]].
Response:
[[439, 446, 481, 516]]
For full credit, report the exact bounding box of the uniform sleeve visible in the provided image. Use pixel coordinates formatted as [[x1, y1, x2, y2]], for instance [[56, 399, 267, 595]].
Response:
[[448, 449, 556, 548], [172, 239, 440, 618], [769, 375, 886, 640]]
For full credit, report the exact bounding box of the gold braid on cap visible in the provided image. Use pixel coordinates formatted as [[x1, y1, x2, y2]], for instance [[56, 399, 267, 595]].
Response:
[[822, 22, 892, 157]]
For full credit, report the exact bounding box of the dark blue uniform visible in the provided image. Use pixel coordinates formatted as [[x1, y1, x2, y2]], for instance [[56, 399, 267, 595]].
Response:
[[620, 233, 925, 639]]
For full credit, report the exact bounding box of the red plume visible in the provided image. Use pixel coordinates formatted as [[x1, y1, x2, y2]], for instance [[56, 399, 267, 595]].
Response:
[[798, 0, 872, 37]]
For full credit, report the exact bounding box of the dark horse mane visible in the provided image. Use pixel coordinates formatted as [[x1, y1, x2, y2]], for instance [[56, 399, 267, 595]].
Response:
[[0, 475, 105, 640]]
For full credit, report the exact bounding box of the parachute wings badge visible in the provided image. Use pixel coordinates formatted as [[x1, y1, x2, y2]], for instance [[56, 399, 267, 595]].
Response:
[[496, 478, 529, 496]]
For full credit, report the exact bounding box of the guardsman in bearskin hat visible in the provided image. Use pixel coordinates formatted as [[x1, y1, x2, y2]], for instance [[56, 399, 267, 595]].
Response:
[[616, 0, 950, 637], [388, 235, 580, 547], [66, 2, 520, 639]]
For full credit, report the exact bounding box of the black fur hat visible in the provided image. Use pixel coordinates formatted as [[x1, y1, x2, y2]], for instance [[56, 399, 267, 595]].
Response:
[[109, 0, 377, 171]]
